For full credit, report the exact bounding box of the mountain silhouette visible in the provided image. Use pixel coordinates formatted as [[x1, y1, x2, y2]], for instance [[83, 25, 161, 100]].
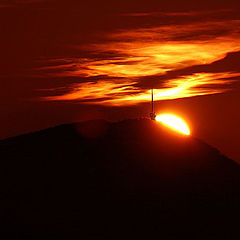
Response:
[[0, 119, 239, 239]]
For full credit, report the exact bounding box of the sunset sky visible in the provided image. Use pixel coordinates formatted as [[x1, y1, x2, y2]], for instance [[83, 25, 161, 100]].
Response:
[[1, 0, 240, 162]]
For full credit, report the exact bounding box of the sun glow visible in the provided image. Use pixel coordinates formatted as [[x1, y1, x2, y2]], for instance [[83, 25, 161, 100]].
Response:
[[156, 114, 190, 135]]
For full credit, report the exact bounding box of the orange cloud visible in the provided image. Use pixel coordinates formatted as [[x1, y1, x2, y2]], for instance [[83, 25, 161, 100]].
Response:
[[44, 72, 240, 105], [42, 18, 240, 105]]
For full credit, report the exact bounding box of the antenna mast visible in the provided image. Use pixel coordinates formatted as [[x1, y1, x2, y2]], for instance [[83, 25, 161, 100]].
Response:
[[152, 88, 154, 113], [150, 88, 156, 120]]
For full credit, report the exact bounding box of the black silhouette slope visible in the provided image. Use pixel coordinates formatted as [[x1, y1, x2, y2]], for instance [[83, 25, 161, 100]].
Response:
[[0, 119, 239, 239]]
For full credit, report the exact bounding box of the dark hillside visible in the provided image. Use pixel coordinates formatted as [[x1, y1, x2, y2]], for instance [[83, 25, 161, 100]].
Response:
[[0, 119, 239, 239]]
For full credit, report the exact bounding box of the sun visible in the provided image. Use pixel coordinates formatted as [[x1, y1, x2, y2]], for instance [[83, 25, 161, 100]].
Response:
[[156, 114, 190, 136]]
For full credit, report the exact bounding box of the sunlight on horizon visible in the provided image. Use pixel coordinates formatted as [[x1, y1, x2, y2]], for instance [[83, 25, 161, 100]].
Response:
[[156, 114, 191, 135]]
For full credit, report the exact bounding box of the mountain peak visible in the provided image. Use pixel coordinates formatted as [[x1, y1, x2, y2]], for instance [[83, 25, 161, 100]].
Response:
[[0, 119, 239, 239]]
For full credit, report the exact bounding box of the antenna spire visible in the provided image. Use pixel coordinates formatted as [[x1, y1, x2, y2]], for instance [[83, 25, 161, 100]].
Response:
[[150, 88, 156, 120]]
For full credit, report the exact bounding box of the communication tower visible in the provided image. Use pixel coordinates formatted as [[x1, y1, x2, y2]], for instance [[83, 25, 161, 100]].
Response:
[[150, 88, 156, 120]]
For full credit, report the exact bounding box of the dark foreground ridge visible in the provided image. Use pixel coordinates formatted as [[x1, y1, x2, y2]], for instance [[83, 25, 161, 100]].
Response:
[[1, 119, 240, 239]]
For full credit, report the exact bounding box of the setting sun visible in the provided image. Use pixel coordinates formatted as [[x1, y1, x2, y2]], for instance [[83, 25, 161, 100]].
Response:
[[156, 114, 190, 135]]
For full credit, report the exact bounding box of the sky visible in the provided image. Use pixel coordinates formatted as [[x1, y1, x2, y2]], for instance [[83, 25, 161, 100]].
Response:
[[1, 0, 240, 162]]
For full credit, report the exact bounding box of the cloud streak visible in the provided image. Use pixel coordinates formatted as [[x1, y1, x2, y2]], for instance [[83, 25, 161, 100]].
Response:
[[121, 9, 232, 17], [44, 72, 239, 105], [41, 13, 240, 105]]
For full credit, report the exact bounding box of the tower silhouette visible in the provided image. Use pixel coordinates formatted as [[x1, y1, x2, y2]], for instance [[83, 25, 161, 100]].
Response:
[[150, 88, 156, 120]]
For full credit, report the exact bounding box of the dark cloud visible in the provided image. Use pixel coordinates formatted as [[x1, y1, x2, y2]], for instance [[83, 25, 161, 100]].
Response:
[[0, 0, 53, 8], [166, 51, 240, 77]]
